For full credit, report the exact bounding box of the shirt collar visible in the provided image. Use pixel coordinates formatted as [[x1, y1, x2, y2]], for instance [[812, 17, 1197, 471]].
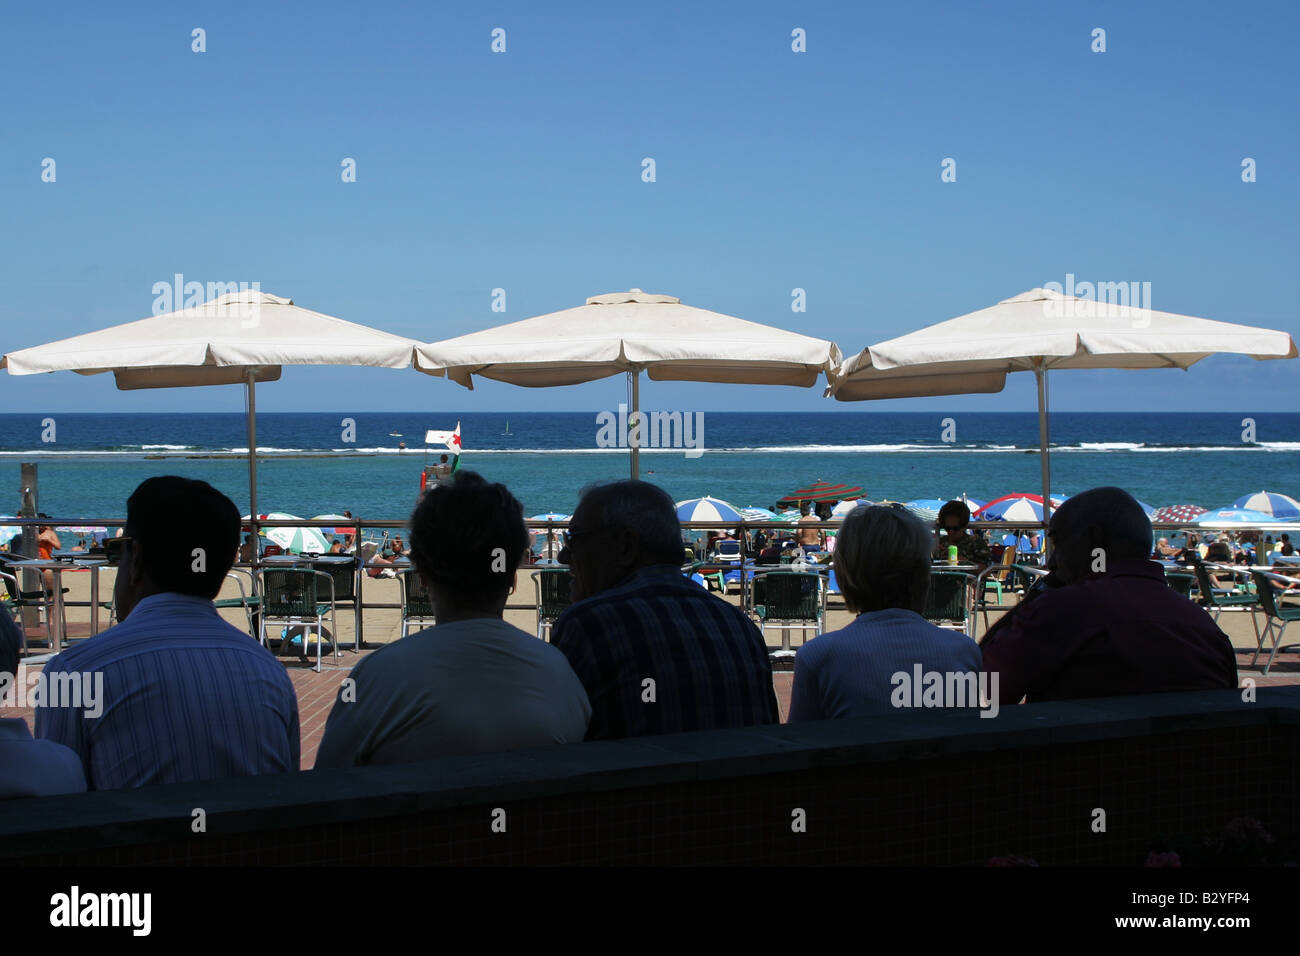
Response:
[[127, 592, 220, 615]]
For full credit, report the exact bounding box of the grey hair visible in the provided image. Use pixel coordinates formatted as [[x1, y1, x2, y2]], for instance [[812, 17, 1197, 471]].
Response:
[[1053, 486, 1152, 560], [833, 505, 933, 615], [578, 480, 684, 565]]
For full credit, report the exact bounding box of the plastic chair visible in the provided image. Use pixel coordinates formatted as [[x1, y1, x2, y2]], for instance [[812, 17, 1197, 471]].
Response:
[[1164, 570, 1197, 599], [257, 567, 337, 672], [1249, 570, 1300, 674], [976, 548, 1017, 632], [714, 539, 742, 563], [533, 568, 573, 641], [924, 571, 976, 638], [399, 569, 437, 637], [213, 570, 260, 637], [1191, 558, 1260, 645], [751, 571, 825, 657]]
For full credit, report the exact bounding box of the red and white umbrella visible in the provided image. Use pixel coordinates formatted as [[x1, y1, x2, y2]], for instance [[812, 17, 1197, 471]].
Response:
[[1150, 504, 1208, 523]]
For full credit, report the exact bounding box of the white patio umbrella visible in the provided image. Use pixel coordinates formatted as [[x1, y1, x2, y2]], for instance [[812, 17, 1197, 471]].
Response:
[[829, 288, 1297, 533], [416, 289, 842, 478], [1, 290, 422, 531]]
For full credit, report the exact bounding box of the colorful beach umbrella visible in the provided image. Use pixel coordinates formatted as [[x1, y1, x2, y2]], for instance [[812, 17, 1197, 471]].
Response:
[[904, 498, 946, 522], [529, 512, 572, 523], [974, 493, 1067, 523], [1196, 507, 1279, 526], [776, 480, 865, 505], [243, 513, 331, 554], [1231, 491, 1300, 520], [676, 497, 744, 525], [1151, 504, 1207, 523], [740, 507, 788, 522]]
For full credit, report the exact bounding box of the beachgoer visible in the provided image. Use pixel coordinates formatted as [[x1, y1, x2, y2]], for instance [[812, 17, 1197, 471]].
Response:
[[1154, 537, 1179, 558], [431, 454, 453, 480], [551, 480, 778, 740], [316, 471, 590, 767], [36, 518, 61, 597], [979, 487, 1236, 705], [790, 505, 981, 721], [0, 605, 86, 799], [35, 476, 299, 790], [931, 501, 991, 570], [795, 502, 824, 552], [1282, 534, 1295, 557]]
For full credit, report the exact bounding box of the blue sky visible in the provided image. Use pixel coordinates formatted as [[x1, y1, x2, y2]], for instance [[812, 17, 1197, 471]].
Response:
[[2, 0, 1296, 414]]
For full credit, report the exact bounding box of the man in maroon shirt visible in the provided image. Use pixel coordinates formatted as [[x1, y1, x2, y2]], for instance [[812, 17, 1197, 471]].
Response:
[[981, 487, 1237, 705]]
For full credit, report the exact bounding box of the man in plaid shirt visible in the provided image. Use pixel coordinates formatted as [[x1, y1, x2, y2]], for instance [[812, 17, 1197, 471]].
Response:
[[553, 481, 778, 740]]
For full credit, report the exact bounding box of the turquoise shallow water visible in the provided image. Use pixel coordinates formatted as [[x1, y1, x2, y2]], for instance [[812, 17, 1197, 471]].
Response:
[[2, 411, 1296, 522]]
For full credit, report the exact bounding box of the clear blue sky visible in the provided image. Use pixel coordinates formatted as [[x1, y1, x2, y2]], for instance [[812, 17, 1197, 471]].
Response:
[[2, 0, 1296, 413]]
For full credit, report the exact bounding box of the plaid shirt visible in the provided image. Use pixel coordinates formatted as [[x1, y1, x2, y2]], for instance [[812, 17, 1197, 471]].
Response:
[[551, 565, 779, 740]]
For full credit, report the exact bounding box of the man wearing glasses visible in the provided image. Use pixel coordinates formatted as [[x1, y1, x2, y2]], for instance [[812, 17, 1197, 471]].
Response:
[[36, 477, 299, 790]]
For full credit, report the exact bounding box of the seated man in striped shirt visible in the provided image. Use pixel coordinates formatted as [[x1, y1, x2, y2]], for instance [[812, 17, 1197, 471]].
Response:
[[36, 476, 300, 790], [552, 481, 778, 740]]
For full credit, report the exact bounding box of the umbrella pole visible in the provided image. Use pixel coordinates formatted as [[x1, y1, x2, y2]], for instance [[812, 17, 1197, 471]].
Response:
[[247, 369, 260, 600], [1036, 364, 1052, 557], [629, 367, 640, 480]]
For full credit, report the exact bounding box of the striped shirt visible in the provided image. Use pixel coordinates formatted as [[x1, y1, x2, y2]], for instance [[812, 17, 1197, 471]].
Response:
[[35, 593, 299, 790], [551, 565, 778, 740]]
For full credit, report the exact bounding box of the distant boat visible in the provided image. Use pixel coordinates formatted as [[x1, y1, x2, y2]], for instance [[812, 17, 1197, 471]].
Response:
[[388, 430, 402, 437], [503, 420, 511, 436]]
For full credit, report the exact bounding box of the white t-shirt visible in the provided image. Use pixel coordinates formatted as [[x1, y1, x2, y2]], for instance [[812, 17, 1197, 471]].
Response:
[[315, 618, 591, 767]]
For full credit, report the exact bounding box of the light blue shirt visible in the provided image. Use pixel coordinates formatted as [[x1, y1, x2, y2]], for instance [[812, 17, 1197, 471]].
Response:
[[0, 718, 86, 799], [789, 607, 983, 720], [36, 593, 300, 790]]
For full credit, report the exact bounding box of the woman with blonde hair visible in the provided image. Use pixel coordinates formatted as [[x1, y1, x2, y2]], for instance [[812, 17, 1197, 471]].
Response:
[[789, 504, 981, 720]]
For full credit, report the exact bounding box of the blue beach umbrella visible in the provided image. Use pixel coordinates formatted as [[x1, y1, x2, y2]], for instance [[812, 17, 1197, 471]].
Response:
[[1196, 507, 1278, 525], [529, 512, 571, 522], [676, 497, 744, 525], [904, 498, 946, 522], [1231, 491, 1300, 520]]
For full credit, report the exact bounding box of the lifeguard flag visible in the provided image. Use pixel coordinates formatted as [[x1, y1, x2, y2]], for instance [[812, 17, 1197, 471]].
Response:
[[424, 422, 462, 452]]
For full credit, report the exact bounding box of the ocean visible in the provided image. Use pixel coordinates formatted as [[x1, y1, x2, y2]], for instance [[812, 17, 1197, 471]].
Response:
[[1, 412, 1297, 521]]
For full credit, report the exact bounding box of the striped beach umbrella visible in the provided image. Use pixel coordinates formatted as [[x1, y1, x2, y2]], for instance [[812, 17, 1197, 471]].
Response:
[[776, 480, 865, 505], [676, 497, 744, 524], [1151, 504, 1207, 523], [1196, 507, 1278, 526], [904, 498, 946, 522], [974, 493, 1067, 523], [1231, 491, 1300, 520], [242, 513, 331, 554], [740, 507, 787, 522]]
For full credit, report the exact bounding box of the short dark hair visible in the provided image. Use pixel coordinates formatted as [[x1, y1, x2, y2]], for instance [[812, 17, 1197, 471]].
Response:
[[125, 476, 240, 598], [408, 470, 528, 608], [577, 481, 684, 566], [937, 500, 971, 528], [1052, 486, 1152, 561]]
